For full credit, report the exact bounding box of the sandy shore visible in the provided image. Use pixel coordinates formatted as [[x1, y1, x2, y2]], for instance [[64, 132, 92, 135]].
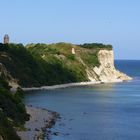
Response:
[[17, 105, 59, 140], [22, 80, 124, 91]]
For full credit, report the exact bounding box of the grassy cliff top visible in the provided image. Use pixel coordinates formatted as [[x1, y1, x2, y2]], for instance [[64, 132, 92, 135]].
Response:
[[27, 42, 112, 66], [26, 42, 112, 64], [26, 42, 112, 52]]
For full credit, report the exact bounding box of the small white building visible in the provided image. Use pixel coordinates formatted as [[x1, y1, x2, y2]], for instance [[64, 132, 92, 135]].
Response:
[[72, 48, 75, 54]]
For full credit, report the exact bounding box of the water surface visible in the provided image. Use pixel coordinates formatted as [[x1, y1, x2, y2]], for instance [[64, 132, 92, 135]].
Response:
[[25, 60, 140, 140]]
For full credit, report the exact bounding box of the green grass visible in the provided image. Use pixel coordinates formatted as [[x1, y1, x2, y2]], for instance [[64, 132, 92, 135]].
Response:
[[81, 51, 100, 67]]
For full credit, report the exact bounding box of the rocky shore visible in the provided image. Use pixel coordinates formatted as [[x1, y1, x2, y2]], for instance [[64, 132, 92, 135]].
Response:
[[22, 81, 101, 91], [22, 79, 130, 91], [17, 105, 60, 140]]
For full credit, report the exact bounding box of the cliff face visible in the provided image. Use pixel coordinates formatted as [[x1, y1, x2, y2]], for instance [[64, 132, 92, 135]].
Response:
[[0, 43, 132, 88], [86, 50, 132, 82], [0, 63, 19, 89], [27, 43, 132, 85]]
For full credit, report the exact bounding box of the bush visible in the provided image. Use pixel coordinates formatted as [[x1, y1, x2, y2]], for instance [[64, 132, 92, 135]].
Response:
[[0, 111, 20, 140], [66, 54, 75, 60], [79, 43, 112, 49]]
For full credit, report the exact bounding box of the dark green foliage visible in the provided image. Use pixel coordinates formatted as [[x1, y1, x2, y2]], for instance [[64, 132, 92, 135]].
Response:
[[0, 43, 47, 87], [79, 43, 112, 49], [0, 43, 88, 87], [0, 77, 10, 90], [0, 111, 20, 140], [15, 87, 25, 99], [0, 77, 29, 140], [0, 88, 29, 125]]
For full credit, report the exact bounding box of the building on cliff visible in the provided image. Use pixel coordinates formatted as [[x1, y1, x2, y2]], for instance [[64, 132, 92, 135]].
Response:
[[3, 34, 9, 44]]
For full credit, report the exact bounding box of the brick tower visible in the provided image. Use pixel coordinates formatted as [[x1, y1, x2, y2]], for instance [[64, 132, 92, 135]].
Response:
[[4, 34, 9, 44]]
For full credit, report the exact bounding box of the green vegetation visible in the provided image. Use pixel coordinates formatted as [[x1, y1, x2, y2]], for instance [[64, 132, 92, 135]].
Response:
[[0, 42, 112, 140], [0, 111, 20, 140], [0, 43, 46, 87], [27, 43, 89, 83], [0, 42, 112, 87], [81, 51, 99, 67], [0, 88, 29, 125], [0, 77, 29, 140], [27, 42, 113, 83], [79, 43, 112, 50]]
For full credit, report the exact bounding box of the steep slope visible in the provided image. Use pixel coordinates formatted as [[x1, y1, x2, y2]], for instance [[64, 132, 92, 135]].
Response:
[[0, 42, 131, 88], [0, 63, 19, 89], [0, 78, 29, 140], [0, 43, 86, 87], [0, 43, 48, 87], [28, 43, 131, 84]]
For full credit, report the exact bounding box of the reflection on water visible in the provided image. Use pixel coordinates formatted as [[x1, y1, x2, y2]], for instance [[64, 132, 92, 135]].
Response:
[[87, 83, 116, 93]]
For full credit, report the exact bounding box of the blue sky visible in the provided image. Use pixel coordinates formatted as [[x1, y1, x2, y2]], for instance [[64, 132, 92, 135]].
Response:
[[0, 0, 140, 59]]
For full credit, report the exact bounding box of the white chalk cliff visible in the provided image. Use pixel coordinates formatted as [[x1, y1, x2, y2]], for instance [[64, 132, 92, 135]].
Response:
[[86, 50, 132, 82], [0, 49, 132, 90]]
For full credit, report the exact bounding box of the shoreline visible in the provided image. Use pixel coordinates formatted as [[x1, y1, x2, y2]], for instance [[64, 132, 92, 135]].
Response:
[[17, 79, 132, 139], [22, 80, 126, 91], [17, 105, 60, 140]]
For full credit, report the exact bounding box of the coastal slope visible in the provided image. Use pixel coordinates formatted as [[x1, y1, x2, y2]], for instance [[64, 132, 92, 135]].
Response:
[[0, 43, 131, 89], [0, 42, 132, 140], [27, 43, 131, 86]]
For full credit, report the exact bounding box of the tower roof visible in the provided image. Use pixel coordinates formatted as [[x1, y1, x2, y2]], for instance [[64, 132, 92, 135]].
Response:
[[4, 34, 9, 38]]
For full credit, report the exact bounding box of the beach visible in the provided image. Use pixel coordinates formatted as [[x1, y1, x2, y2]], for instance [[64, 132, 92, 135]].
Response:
[[17, 79, 128, 140], [17, 105, 59, 140], [22, 80, 124, 91]]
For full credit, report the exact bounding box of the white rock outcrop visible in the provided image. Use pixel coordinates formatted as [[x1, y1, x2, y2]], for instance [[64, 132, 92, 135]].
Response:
[[87, 50, 132, 82], [0, 63, 19, 89], [0, 135, 3, 140]]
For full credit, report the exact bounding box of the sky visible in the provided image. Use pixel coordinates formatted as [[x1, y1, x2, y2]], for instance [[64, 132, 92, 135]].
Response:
[[0, 0, 140, 60]]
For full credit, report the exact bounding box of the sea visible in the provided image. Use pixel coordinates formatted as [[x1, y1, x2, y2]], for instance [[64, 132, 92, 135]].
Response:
[[24, 60, 140, 140]]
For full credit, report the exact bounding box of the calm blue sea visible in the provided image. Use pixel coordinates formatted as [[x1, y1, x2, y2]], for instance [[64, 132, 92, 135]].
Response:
[[25, 60, 140, 140]]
